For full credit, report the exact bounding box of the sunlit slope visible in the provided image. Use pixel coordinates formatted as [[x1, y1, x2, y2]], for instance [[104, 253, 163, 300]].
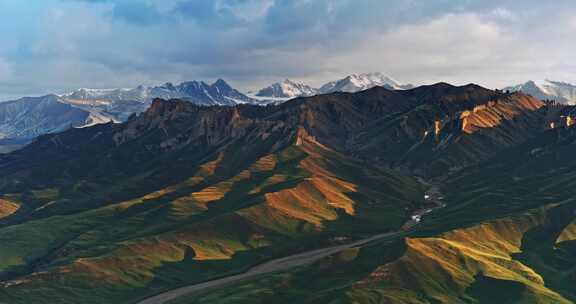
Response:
[[173, 125, 576, 304], [350, 87, 547, 176], [286, 84, 548, 177], [176, 203, 576, 304], [0, 124, 424, 304], [0, 84, 570, 303], [0, 199, 18, 219], [384, 204, 575, 304]]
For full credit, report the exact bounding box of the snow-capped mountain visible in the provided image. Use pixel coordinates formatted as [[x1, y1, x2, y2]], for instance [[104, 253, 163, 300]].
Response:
[[146, 79, 257, 105], [0, 95, 90, 140], [0, 74, 413, 150], [318, 72, 413, 94], [62, 88, 147, 124], [64, 79, 257, 107], [504, 80, 576, 105], [252, 73, 413, 100], [61, 79, 260, 123], [0, 79, 261, 151], [64, 86, 149, 103], [256, 79, 318, 98]]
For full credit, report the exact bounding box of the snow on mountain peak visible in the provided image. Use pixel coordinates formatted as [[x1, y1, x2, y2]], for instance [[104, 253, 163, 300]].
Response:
[[318, 72, 412, 94], [55, 79, 260, 128], [505, 79, 576, 105], [256, 79, 318, 98], [253, 73, 413, 100]]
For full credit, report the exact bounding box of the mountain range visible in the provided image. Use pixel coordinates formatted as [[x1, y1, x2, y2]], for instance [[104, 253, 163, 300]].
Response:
[[254, 72, 414, 99], [317, 72, 414, 93], [0, 73, 413, 152], [254, 79, 318, 99], [1, 82, 576, 303], [505, 79, 576, 105], [0, 79, 263, 151], [61, 79, 261, 122], [63, 79, 258, 106], [1, 75, 575, 155]]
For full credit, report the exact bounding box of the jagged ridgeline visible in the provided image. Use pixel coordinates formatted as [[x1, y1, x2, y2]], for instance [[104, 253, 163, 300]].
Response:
[[0, 83, 575, 303]]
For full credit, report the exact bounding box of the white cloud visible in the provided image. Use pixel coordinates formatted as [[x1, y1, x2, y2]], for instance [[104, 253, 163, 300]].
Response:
[[0, 58, 12, 81], [1, 0, 576, 97], [307, 10, 576, 88], [490, 8, 516, 21], [32, 3, 113, 57], [219, 0, 274, 21], [569, 16, 576, 31]]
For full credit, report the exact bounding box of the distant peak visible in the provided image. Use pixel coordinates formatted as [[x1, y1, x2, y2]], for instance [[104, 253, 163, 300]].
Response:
[[422, 82, 455, 89], [212, 79, 233, 90], [461, 83, 486, 90], [318, 72, 411, 94], [214, 78, 228, 85], [358, 72, 400, 82]]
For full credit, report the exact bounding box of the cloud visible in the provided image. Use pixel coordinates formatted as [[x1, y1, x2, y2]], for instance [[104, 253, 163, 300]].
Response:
[[490, 7, 516, 20], [330, 13, 514, 85], [64, 0, 175, 25], [173, 0, 246, 28], [0, 0, 576, 100], [219, 0, 274, 21], [0, 58, 12, 81], [111, 0, 164, 25]]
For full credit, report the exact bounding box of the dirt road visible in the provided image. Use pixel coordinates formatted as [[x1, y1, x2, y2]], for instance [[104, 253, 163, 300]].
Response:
[[136, 229, 407, 304]]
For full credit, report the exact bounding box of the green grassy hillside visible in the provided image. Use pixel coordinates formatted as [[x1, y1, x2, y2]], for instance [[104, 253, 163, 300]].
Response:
[[172, 126, 576, 304], [0, 85, 573, 303], [0, 125, 424, 304]]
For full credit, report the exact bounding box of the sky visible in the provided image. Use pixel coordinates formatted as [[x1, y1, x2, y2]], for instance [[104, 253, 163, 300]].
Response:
[[0, 0, 575, 100]]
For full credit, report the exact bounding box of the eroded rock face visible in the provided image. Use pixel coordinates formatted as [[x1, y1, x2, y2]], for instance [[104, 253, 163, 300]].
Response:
[[0, 199, 19, 219], [112, 99, 291, 150], [459, 94, 544, 134]]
